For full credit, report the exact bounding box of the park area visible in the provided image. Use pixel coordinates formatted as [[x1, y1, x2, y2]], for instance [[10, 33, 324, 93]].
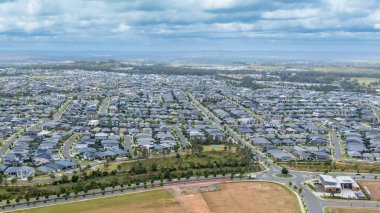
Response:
[[0, 146, 261, 201], [280, 161, 380, 174], [14, 182, 301, 213], [326, 207, 380, 213]]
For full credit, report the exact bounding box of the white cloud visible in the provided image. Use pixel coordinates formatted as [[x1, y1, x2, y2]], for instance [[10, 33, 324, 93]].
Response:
[[214, 22, 254, 31], [262, 8, 320, 19], [201, 0, 240, 9], [112, 23, 131, 33], [0, 0, 378, 49], [26, 0, 41, 15]]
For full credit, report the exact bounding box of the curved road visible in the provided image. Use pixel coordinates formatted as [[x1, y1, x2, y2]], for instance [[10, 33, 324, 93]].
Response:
[[188, 89, 380, 213], [62, 134, 80, 163]]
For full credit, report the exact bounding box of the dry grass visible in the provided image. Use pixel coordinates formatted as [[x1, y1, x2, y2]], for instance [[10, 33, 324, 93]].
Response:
[[15, 182, 300, 213], [169, 182, 301, 213], [358, 181, 380, 201], [14, 190, 182, 213], [203, 182, 301, 213], [327, 207, 380, 213]]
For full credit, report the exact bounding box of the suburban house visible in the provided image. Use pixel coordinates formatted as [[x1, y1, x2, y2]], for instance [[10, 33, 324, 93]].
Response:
[[319, 175, 360, 192]]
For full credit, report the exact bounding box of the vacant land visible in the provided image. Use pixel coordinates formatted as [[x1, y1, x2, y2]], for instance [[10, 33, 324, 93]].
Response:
[[168, 184, 217, 213], [14, 182, 300, 213], [169, 182, 301, 213], [15, 190, 182, 213], [358, 181, 380, 201], [326, 207, 380, 213], [203, 182, 301, 213]]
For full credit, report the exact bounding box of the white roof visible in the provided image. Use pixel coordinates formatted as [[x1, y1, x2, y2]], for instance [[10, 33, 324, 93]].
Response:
[[336, 176, 354, 183], [319, 174, 336, 183], [336, 176, 359, 187]]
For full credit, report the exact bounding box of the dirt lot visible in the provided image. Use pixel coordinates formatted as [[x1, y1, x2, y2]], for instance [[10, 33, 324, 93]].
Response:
[[18, 182, 300, 213], [327, 207, 380, 213], [358, 181, 380, 201], [168, 181, 301, 213], [203, 182, 300, 213], [168, 184, 219, 213]]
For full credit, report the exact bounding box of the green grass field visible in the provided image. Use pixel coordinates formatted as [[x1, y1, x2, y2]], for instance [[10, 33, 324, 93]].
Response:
[[30, 75, 61, 79], [312, 66, 380, 75], [203, 145, 234, 152], [14, 190, 180, 213], [281, 161, 380, 173], [351, 77, 380, 85]]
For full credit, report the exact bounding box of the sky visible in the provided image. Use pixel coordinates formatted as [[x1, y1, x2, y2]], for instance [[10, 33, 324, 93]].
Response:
[[0, 0, 380, 55]]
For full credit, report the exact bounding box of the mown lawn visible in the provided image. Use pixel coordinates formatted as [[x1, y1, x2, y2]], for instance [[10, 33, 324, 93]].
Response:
[[281, 161, 380, 173], [14, 190, 181, 213], [326, 207, 380, 213], [203, 145, 235, 152]]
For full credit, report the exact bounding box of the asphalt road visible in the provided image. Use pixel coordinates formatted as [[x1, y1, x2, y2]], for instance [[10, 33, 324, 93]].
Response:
[[124, 135, 133, 153], [174, 125, 190, 147], [62, 134, 79, 163], [0, 135, 17, 157], [188, 90, 380, 213], [98, 97, 110, 115], [225, 95, 265, 123], [0, 120, 47, 157], [3, 91, 380, 213], [4, 176, 230, 212], [331, 131, 343, 161], [371, 105, 380, 121], [53, 99, 72, 121], [1, 100, 71, 157]]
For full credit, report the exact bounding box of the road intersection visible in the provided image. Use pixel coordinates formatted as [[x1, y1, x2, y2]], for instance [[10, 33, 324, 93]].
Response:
[[188, 90, 380, 213]]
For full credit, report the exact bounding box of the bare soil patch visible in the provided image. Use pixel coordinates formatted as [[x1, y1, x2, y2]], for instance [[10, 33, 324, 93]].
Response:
[[202, 182, 301, 213], [358, 181, 380, 201], [168, 184, 219, 213], [169, 182, 300, 213]]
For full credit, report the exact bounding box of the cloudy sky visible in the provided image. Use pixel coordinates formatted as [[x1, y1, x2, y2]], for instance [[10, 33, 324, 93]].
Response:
[[0, 0, 380, 53]]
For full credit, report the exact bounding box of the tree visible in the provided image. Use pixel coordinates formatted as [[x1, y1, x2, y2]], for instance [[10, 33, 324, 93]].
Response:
[[49, 173, 55, 179], [71, 175, 79, 183], [61, 174, 68, 182], [150, 163, 157, 172], [281, 167, 289, 176], [11, 178, 17, 185]]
